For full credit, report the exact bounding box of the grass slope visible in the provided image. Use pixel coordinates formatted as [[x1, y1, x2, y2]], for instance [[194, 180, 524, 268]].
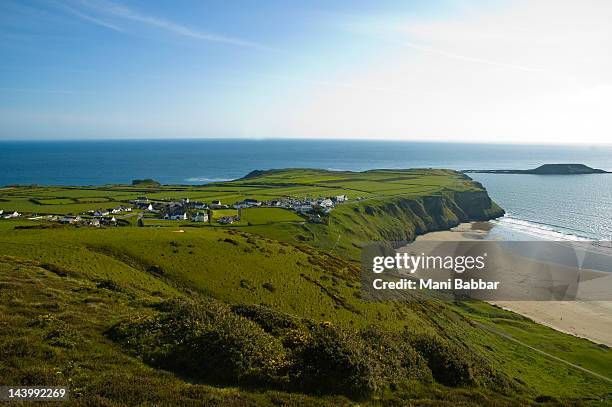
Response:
[[1, 169, 610, 405]]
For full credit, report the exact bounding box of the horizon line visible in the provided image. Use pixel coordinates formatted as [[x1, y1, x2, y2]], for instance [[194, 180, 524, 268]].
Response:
[[0, 137, 611, 147]]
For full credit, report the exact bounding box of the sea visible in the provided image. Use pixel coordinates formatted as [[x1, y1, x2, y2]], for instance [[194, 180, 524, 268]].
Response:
[[1, 139, 611, 241]]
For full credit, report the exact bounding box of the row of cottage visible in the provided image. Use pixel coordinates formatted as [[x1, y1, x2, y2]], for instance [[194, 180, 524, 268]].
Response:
[[253, 195, 348, 214], [134, 194, 349, 222], [1, 194, 349, 225]]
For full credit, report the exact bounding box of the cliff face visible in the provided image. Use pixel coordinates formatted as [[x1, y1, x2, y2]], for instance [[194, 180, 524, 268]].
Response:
[[325, 190, 504, 256]]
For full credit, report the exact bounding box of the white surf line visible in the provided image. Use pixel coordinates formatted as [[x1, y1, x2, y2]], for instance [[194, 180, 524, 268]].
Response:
[[474, 322, 612, 385]]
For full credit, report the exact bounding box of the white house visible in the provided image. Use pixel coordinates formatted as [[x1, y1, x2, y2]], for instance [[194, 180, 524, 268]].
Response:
[[165, 211, 187, 221], [334, 195, 347, 203], [192, 212, 208, 222], [211, 200, 224, 209], [319, 199, 334, 208], [99, 216, 117, 224], [146, 203, 154, 211], [4, 211, 20, 219]]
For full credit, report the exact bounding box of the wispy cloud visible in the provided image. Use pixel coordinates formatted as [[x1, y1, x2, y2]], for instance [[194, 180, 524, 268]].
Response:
[[58, 2, 123, 32], [399, 41, 541, 73], [0, 87, 97, 95], [75, 0, 269, 50]]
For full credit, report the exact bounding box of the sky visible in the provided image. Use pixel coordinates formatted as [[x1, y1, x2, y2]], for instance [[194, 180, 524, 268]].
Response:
[[0, 0, 611, 143]]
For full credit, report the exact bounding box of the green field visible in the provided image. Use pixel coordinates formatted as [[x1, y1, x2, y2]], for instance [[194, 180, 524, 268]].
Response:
[[242, 207, 304, 225], [0, 169, 610, 406], [211, 208, 239, 219]]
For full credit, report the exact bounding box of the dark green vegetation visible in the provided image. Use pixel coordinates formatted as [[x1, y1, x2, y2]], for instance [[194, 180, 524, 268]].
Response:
[[131, 178, 161, 187], [1, 169, 610, 406], [463, 163, 609, 175]]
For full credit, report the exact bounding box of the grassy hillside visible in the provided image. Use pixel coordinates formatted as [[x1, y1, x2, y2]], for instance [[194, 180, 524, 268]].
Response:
[[1, 169, 610, 405]]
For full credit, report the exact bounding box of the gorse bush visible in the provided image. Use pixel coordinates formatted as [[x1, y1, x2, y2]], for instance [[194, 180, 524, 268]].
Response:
[[109, 299, 511, 399], [407, 331, 475, 386], [405, 330, 513, 391], [288, 322, 385, 398], [360, 326, 433, 385], [108, 299, 289, 386], [232, 303, 300, 334]]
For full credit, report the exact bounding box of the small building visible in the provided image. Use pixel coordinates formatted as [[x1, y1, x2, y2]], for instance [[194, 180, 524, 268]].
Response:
[[99, 216, 117, 225], [111, 205, 131, 213], [295, 204, 313, 214], [244, 198, 261, 207], [192, 201, 207, 209], [217, 216, 234, 224], [192, 212, 209, 222], [93, 209, 110, 217], [3, 211, 20, 219], [334, 195, 348, 203], [319, 198, 334, 208], [59, 215, 81, 224], [164, 210, 187, 221], [211, 199, 225, 209], [234, 198, 261, 209]]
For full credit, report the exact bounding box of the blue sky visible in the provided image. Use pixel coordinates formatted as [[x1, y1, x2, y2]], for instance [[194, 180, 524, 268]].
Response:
[[1, 0, 611, 143]]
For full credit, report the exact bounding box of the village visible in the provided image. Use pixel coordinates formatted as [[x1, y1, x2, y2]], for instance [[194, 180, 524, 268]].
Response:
[[0, 194, 349, 227]]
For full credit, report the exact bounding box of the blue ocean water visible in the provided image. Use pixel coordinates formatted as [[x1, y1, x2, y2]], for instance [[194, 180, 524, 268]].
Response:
[[1, 139, 611, 239]]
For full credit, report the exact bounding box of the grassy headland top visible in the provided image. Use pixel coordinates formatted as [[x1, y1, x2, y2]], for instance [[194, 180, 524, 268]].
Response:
[[2, 168, 484, 212], [1, 168, 502, 259]]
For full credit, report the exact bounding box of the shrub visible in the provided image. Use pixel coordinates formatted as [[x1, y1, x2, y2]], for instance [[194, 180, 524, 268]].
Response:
[[406, 330, 514, 391], [360, 326, 432, 385], [406, 331, 475, 386], [289, 322, 385, 399], [232, 304, 300, 334], [109, 298, 289, 386]]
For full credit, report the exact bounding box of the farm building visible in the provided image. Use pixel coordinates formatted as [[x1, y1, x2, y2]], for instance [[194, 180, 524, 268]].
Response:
[[192, 212, 208, 222]]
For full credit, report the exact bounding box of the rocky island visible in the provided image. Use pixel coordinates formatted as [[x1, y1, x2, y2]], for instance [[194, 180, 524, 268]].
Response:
[[463, 163, 609, 175]]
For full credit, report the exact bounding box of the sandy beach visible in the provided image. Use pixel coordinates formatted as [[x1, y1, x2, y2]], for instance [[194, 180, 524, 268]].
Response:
[[413, 222, 612, 347]]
